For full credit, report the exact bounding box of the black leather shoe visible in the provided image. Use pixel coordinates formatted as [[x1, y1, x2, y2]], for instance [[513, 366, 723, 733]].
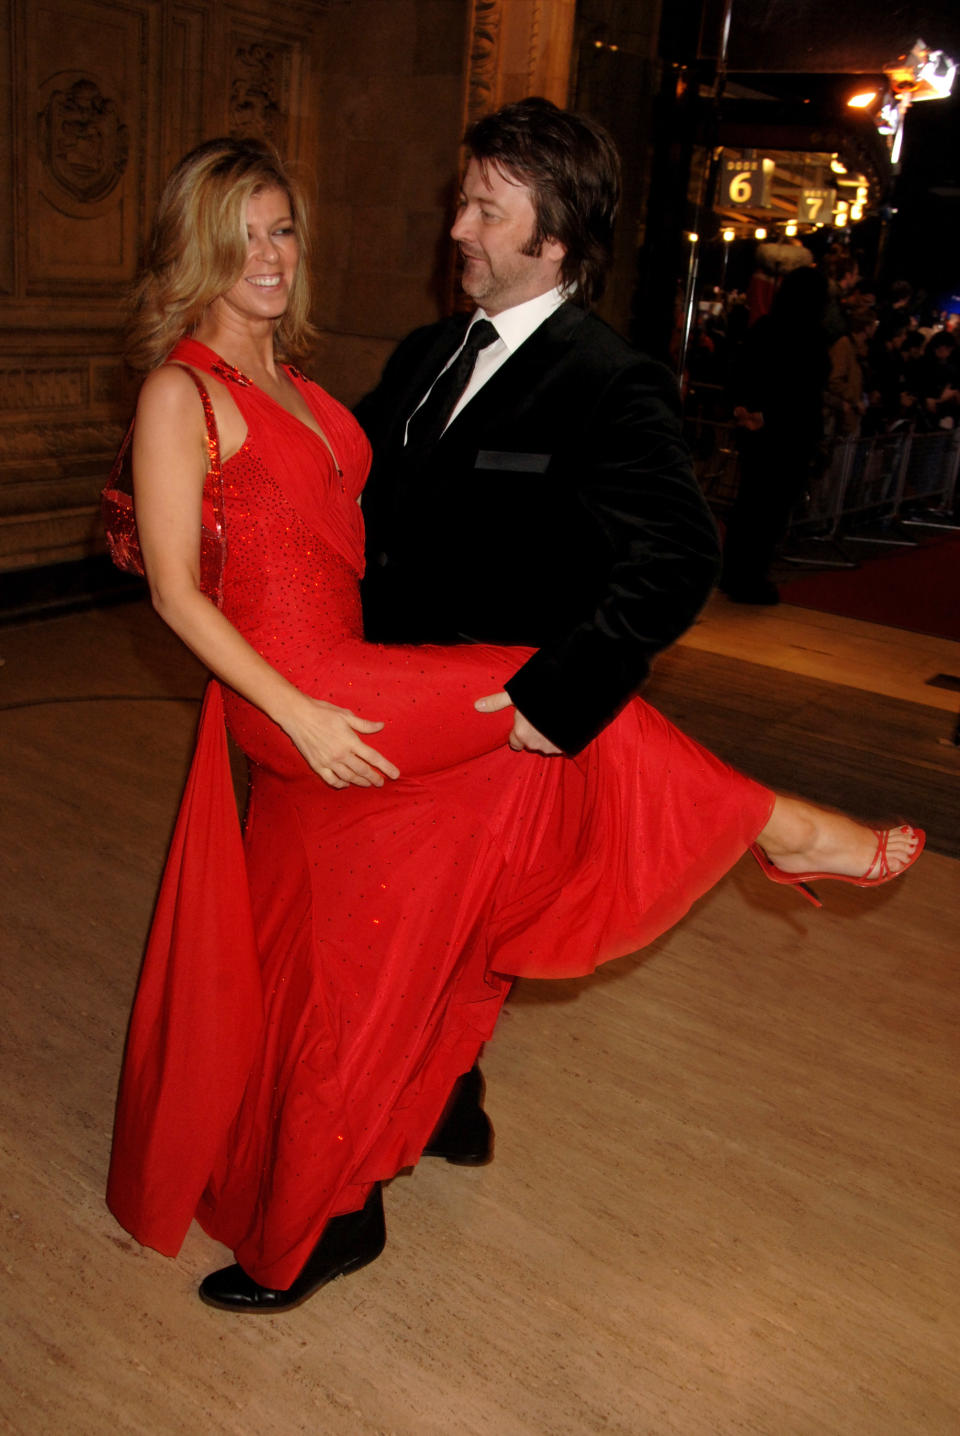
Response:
[[423, 1064, 494, 1166], [198, 1183, 385, 1313]]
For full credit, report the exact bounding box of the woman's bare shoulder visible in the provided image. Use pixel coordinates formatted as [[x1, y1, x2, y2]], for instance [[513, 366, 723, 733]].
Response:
[[136, 355, 246, 460], [136, 362, 208, 423]]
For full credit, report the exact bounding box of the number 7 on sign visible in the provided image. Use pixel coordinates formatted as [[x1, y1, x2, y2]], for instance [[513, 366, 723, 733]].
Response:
[[798, 188, 835, 224]]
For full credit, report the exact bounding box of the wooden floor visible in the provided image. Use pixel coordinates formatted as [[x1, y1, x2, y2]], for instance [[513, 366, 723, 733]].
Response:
[[655, 597, 960, 860], [1, 597, 958, 1435]]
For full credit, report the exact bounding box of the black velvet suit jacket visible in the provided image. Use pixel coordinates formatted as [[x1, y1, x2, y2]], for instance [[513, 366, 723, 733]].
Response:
[[356, 301, 719, 754]]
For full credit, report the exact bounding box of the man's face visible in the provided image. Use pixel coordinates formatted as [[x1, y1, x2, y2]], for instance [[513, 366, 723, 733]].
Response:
[[450, 157, 566, 316]]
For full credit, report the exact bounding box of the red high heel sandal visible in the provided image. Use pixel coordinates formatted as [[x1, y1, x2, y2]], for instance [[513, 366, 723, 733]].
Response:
[[749, 825, 926, 908]]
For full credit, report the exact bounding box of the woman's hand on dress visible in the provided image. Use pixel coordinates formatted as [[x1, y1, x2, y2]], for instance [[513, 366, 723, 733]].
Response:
[[284, 695, 400, 788]]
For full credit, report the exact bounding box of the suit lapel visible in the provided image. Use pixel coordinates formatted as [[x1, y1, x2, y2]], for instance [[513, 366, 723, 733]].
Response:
[[438, 302, 588, 444], [391, 319, 470, 446], [387, 303, 589, 500]]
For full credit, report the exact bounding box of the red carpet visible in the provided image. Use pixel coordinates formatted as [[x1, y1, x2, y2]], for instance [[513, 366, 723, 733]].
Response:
[[779, 532, 960, 642]]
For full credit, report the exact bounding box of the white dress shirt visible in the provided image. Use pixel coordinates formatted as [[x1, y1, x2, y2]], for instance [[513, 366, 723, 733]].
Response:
[[405, 287, 567, 442]]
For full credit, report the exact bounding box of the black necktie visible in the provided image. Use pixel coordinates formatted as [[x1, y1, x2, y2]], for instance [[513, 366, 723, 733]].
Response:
[[406, 319, 499, 452]]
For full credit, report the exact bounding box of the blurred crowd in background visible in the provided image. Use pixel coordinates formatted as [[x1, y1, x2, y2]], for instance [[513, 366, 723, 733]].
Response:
[[680, 245, 959, 603], [686, 246, 960, 439]]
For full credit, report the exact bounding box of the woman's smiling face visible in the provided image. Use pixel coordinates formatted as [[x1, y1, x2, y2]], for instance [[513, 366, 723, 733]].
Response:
[[214, 185, 300, 327]]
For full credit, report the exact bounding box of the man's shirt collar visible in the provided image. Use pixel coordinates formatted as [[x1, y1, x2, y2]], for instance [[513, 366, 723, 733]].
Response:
[[471, 287, 566, 355]]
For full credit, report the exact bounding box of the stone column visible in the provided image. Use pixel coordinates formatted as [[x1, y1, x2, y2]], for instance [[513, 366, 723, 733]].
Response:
[[463, 0, 576, 127]]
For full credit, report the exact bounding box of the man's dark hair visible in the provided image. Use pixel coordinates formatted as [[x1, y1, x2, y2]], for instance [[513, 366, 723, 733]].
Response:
[[769, 264, 828, 328], [464, 97, 621, 308]]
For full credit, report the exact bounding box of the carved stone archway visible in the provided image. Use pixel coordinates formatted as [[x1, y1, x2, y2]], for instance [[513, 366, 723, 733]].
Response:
[[463, 0, 577, 128]]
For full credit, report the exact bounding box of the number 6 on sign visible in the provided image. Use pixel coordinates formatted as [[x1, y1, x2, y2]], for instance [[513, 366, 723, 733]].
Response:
[[721, 156, 773, 209], [730, 172, 752, 203]]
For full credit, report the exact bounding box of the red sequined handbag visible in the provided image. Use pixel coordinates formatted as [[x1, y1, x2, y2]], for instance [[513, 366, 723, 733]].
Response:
[[102, 365, 227, 605]]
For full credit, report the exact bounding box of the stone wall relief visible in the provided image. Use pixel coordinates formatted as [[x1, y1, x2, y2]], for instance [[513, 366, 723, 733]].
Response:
[[37, 72, 129, 218], [466, 0, 503, 125], [463, 0, 573, 132], [229, 42, 285, 145]]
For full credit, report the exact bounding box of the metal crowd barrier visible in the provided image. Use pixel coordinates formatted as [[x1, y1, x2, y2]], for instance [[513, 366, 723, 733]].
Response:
[[900, 430, 960, 526], [683, 408, 960, 563], [682, 410, 740, 510], [788, 429, 960, 553]]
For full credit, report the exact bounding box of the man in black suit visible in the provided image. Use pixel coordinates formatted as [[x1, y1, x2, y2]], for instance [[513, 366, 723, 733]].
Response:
[[356, 97, 720, 1160]]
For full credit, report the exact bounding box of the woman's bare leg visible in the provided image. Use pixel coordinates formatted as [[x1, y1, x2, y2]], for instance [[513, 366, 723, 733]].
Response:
[[755, 795, 920, 878]]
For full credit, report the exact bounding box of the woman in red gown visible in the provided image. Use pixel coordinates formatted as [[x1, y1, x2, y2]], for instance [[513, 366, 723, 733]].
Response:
[[105, 139, 923, 1312]]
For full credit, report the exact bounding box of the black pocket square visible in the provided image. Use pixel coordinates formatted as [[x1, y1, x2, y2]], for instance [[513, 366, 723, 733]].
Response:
[[475, 450, 551, 473]]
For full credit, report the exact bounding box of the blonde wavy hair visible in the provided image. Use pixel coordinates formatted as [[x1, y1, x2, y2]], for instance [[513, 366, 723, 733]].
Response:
[[126, 136, 316, 370]]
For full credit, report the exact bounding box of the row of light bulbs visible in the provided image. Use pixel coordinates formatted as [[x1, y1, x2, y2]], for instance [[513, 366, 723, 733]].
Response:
[[691, 179, 871, 244], [689, 209, 866, 244]]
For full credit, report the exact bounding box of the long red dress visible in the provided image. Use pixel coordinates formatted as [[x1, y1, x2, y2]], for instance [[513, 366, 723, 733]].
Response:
[[107, 338, 773, 1289]]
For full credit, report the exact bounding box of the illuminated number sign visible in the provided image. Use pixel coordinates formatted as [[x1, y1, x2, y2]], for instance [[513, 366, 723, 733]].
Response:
[[797, 188, 836, 223], [722, 157, 774, 208]]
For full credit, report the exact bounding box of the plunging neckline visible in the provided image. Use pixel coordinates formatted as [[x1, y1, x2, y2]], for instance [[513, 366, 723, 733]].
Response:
[[188, 340, 343, 477], [168, 333, 367, 577]]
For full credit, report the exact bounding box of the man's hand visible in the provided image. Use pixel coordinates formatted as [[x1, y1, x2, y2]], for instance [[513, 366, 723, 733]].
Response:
[[474, 691, 563, 755]]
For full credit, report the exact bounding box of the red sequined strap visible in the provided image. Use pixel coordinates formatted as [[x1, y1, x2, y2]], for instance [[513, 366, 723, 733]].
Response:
[[102, 363, 226, 606], [209, 357, 252, 388], [172, 366, 224, 522], [170, 364, 226, 606]]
